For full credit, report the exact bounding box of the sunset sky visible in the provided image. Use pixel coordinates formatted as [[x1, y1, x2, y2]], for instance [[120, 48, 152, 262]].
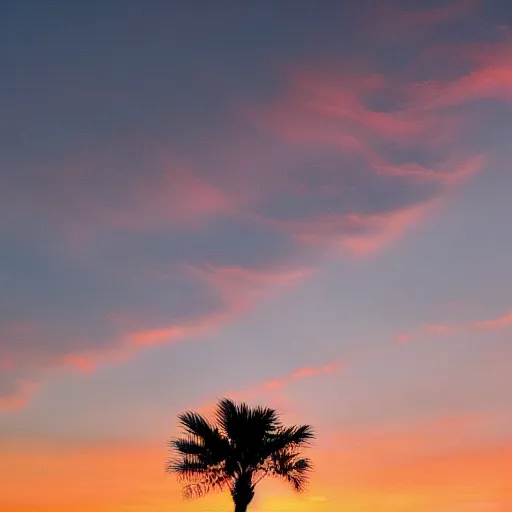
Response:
[[1, 1, 512, 510]]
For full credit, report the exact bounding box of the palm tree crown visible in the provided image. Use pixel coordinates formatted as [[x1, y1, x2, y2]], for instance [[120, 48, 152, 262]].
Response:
[[167, 397, 314, 512]]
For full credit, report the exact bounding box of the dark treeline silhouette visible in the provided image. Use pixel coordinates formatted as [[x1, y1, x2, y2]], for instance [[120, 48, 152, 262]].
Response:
[[167, 397, 315, 512]]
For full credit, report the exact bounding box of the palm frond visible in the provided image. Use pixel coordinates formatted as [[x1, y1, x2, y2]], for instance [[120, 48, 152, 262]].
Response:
[[173, 411, 232, 466], [214, 398, 242, 439], [215, 398, 285, 471], [178, 411, 216, 440], [181, 471, 232, 499], [250, 405, 282, 432], [170, 436, 207, 457], [278, 424, 315, 446], [259, 424, 314, 462], [166, 456, 210, 478], [215, 398, 282, 440], [269, 424, 314, 452], [267, 449, 312, 492]]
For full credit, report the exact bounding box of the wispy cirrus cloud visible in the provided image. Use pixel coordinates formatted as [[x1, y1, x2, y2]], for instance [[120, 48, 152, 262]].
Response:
[[0, 261, 308, 410], [245, 55, 488, 256], [232, 359, 345, 401], [2, 0, 510, 411], [189, 359, 345, 421], [413, 37, 512, 109], [425, 308, 512, 336]]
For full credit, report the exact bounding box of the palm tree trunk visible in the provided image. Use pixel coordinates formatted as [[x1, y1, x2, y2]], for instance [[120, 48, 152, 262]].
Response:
[[232, 475, 254, 512], [233, 494, 252, 512]]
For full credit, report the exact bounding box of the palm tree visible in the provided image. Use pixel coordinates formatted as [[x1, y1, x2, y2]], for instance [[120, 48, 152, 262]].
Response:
[[167, 397, 315, 512]]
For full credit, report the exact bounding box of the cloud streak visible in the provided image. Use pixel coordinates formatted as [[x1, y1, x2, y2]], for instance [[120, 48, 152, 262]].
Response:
[[232, 359, 345, 401], [425, 309, 512, 336]]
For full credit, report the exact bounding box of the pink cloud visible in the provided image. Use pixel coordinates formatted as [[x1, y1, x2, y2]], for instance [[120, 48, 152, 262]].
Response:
[[245, 63, 487, 259], [252, 69, 432, 149], [374, 154, 484, 187], [123, 309, 231, 351], [128, 324, 207, 348], [251, 64, 486, 181], [187, 264, 313, 314], [60, 354, 97, 374], [395, 332, 411, 344], [411, 37, 512, 109], [420, 64, 512, 109], [262, 198, 442, 258], [111, 166, 233, 230], [419, 308, 512, 339], [0, 257, 314, 412], [245, 359, 344, 398], [5, 152, 236, 251], [337, 201, 439, 257], [471, 310, 512, 330], [191, 358, 345, 420], [291, 362, 343, 379], [263, 379, 287, 391], [0, 381, 38, 412], [0, 264, 312, 411]]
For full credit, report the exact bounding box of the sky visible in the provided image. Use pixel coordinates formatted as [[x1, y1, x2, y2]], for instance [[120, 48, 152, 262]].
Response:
[[1, 0, 512, 510]]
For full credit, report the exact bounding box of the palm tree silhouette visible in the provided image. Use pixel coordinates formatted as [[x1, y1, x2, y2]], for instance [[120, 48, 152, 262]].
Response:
[[167, 397, 314, 512]]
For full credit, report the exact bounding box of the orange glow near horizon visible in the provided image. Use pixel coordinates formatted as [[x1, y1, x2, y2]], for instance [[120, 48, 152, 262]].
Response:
[[2, 425, 511, 512]]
